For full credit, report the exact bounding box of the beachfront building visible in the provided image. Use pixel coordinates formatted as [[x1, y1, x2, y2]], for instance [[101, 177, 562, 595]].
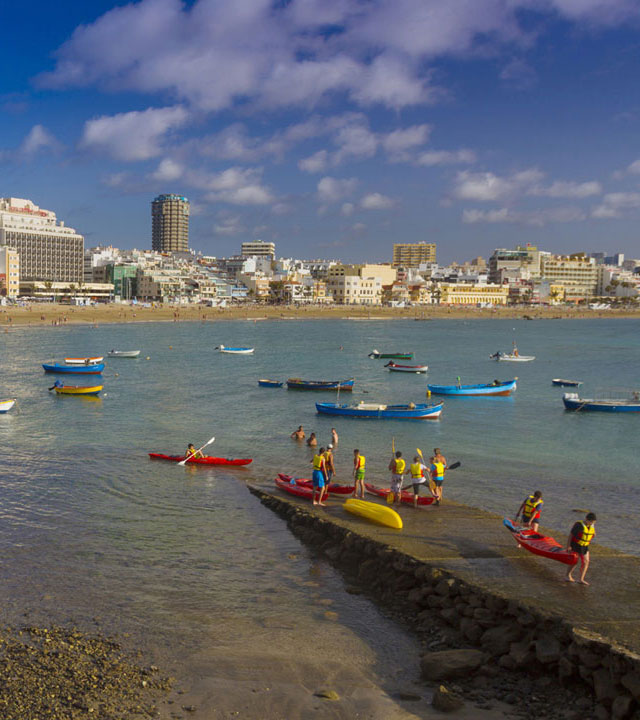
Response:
[[0, 197, 84, 286], [241, 239, 275, 259], [392, 242, 436, 267], [151, 194, 190, 253], [326, 275, 383, 304], [540, 253, 599, 301], [18, 280, 114, 302], [488, 245, 547, 284], [0, 247, 20, 298], [328, 263, 397, 285], [437, 282, 509, 305]]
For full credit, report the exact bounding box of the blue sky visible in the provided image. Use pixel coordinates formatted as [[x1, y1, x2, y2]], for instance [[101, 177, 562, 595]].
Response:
[[1, 0, 640, 263]]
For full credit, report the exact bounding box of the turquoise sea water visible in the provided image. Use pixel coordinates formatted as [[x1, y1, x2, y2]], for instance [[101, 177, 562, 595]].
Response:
[[0, 317, 638, 711]]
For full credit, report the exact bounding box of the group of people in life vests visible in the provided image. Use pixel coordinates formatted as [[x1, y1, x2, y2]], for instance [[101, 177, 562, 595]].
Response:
[[515, 490, 597, 585]]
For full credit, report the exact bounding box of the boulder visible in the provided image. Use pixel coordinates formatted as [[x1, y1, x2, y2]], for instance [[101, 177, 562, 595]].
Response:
[[314, 689, 340, 701], [421, 649, 486, 681], [611, 695, 635, 720], [435, 579, 456, 596], [592, 667, 619, 705], [535, 634, 562, 665], [481, 624, 522, 656], [509, 640, 534, 668], [472, 608, 496, 627], [558, 656, 576, 680], [431, 685, 464, 712], [440, 608, 459, 626], [460, 618, 483, 644], [621, 672, 640, 701]]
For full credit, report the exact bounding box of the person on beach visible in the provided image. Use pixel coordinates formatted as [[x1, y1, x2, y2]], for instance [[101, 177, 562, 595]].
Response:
[[516, 491, 543, 531], [331, 428, 339, 446], [388, 451, 406, 505], [409, 455, 430, 508], [291, 425, 305, 440], [353, 449, 365, 499], [319, 444, 336, 503], [311, 448, 328, 506], [307, 432, 318, 447], [431, 448, 447, 505], [566, 512, 597, 585], [185, 443, 203, 460]]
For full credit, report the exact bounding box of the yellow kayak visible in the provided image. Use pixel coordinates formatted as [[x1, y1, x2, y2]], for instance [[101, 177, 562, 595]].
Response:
[[344, 498, 403, 529]]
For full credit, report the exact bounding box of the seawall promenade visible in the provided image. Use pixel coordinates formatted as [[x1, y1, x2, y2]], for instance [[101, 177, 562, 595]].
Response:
[[250, 484, 640, 718]]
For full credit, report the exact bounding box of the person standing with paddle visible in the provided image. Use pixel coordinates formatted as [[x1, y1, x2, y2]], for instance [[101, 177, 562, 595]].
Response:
[[388, 451, 406, 506], [409, 455, 430, 508]]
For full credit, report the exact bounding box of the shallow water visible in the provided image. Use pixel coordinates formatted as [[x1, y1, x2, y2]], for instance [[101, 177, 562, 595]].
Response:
[[0, 317, 637, 716]]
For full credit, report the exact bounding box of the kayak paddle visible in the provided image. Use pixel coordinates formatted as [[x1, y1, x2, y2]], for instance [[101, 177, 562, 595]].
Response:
[[178, 436, 215, 466]]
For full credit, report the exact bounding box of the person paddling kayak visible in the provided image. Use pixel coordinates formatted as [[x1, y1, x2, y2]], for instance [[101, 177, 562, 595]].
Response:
[[185, 443, 204, 460]]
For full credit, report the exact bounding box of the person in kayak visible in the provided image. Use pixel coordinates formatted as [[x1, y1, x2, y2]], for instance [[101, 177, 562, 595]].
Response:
[[431, 448, 447, 505], [185, 443, 204, 460], [388, 451, 406, 505], [516, 491, 543, 531], [311, 448, 328, 506], [565, 512, 597, 585], [352, 449, 365, 499], [307, 432, 318, 447], [409, 456, 431, 507], [291, 425, 305, 440]]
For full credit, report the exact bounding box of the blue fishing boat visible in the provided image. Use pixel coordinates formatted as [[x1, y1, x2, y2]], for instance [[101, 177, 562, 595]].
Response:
[[427, 379, 516, 396], [287, 378, 354, 391], [218, 344, 254, 354], [316, 401, 443, 419], [258, 379, 284, 388], [42, 362, 105, 374], [562, 392, 640, 413]]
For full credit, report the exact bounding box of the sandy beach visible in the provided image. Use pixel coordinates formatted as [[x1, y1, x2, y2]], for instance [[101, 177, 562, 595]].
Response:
[[1, 301, 638, 328]]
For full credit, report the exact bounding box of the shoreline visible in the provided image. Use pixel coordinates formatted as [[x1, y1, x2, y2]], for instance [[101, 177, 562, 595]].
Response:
[[1, 302, 639, 329]]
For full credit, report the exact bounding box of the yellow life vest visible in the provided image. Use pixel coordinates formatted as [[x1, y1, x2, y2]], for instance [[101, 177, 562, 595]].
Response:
[[410, 462, 423, 479], [355, 454, 365, 470], [313, 454, 324, 471], [574, 522, 595, 547], [395, 458, 406, 474], [432, 461, 445, 479], [523, 495, 543, 517]]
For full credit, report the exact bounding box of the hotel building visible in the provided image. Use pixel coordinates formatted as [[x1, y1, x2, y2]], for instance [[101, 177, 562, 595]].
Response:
[[241, 239, 276, 258], [0, 247, 20, 297], [392, 242, 436, 267], [151, 194, 190, 253]]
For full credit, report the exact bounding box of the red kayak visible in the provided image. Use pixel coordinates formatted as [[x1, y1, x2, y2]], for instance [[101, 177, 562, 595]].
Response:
[[148, 453, 252, 466], [277, 473, 354, 494], [503, 517, 578, 565], [275, 476, 314, 499], [365, 482, 435, 506]]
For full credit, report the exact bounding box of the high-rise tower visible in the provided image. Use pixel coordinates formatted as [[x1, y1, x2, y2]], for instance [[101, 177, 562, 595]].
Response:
[[151, 194, 190, 252]]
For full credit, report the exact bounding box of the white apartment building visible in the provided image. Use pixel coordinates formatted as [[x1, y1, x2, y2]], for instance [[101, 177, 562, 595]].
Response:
[[0, 197, 84, 285], [241, 239, 275, 258], [438, 283, 509, 305], [327, 274, 383, 304], [0, 247, 20, 297], [540, 254, 599, 300], [328, 263, 397, 285]]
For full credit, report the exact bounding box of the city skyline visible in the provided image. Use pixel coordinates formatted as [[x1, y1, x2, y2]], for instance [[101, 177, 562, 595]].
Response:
[[2, 1, 640, 263]]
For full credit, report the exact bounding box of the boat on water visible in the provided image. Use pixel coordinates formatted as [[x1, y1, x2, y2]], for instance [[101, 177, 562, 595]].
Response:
[[490, 352, 535, 362], [552, 379, 582, 387], [43, 362, 105, 374], [0, 399, 16, 413], [316, 401, 443, 419], [385, 361, 428, 374], [53, 384, 103, 396], [218, 344, 254, 354], [148, 453, 253, 466], [427, 379, 517, 396], [344, 498, 403, 529], [258, 379, 284, 388], [369, 349, 413, 359], [562, 392, 640, 413], [64, 356, 104, 365], [365, 483, 435, 506], [107, 350, 141, 358], [503, 517, 577, 565], [287, 378, 354, 391], [278, 474, 354, 495]]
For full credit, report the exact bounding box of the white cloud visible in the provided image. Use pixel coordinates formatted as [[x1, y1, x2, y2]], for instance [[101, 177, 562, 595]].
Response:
[[351, 53, 435, 108], [417, 149, 476, 166], [20, 125, 61, 156], [351, 222, 367, 234], [317, 176, 358, 203], [189, 166, 274, 206], [214, 213, 245, 235], [627, 158, 640, 175], [341, 202, 355, 217], [360, 192, 394, 210], [463, 206, 587, 225], [332, 121, 378, 164], [592, 192, 640, 219], [453, 169, 543, 202], [528, 180, 602, 198], [383, 124, 432, 160], [499, 58, 537, 89], [299, 150, 328, 173], [151, 158, 183, 181], [80, 106, 189, 161]]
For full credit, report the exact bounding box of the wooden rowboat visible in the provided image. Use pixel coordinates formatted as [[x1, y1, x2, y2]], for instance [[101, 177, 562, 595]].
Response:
[[562, 392, 640, 413], [54, 384, 103, 396], [316, 401, 443, 419], [369, 349, 413, 359], [43, 363, 105, 374], [107, 350, 141, 358], [218, 344, 254, 354], [0, 399, 16, 413], [64, 356, 104, 365], [552, 379, 582, 387], [427, 379, 517, 396], [385, 361, 428, 373], [287, 378, 354, 391]]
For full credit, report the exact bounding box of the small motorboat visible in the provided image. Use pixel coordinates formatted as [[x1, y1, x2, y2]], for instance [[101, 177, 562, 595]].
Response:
[[385, 361, 428, 373], [258, 379, 284, 388], [0, 399, 16, 413], [43, 363, 105, 374], [490, 352, 535, 362], [287, 378, 354, 391], [369, 349, 414, 359], [316, 401, 443, 419], [428, 379, 517, 396], [53, 384, 103, 396], [64, 356, 104, 365], [562, 392, 640, 413], [552, 379, 582, 387], [218, 344, 254, 354], [149, 453, 253, 465], [107, 350, 141, 358]]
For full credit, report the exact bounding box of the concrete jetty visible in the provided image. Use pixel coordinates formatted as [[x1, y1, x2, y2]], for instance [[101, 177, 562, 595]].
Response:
[[250, 483, 640, 717]]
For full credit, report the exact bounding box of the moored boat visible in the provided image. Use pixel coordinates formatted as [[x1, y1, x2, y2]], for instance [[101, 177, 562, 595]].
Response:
[[385, 361, 428, 373], [53, 384, 103, 396], [64, 356, 104, 365], [43, 362, 105, 374], [0, 399, 16, 413], [562, 392, 640, 413], [287, 378, 354, 391], [258, 379, 284, 388], [107, 350, 141, 358], [503, 517, 577, 565], [369, 349, 413, 359], [365, 483, 435, 506], [344, 498, 403, 529], [316, 401, 443, 419], [490, 351, 535, 362], [427, 379, 517, 396], [218, 344, 254, 354], [552, 379, 582, 387], [278, 473, 354, 494], [148, 453, 253, 465]]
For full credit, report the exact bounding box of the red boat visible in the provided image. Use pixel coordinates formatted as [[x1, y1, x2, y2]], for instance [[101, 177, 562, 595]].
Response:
[[148, 453, 252, 466], [275, 476, 313, 499], [503, 518, 578, 565], [365, 482, 435, 506], [278, 473, 354, 494]]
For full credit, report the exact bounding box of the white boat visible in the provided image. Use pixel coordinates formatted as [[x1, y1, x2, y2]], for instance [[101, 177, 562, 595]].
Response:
[[64, 356, 104, 365], [490, 352, 535, 362], [107, 350, 141, 358], [218, 344, 254, 355], [0, 399, 16, 413]]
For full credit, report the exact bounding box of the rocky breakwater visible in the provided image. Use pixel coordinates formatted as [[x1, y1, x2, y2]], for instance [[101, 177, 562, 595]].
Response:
[[250, 486, 640, 720]]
